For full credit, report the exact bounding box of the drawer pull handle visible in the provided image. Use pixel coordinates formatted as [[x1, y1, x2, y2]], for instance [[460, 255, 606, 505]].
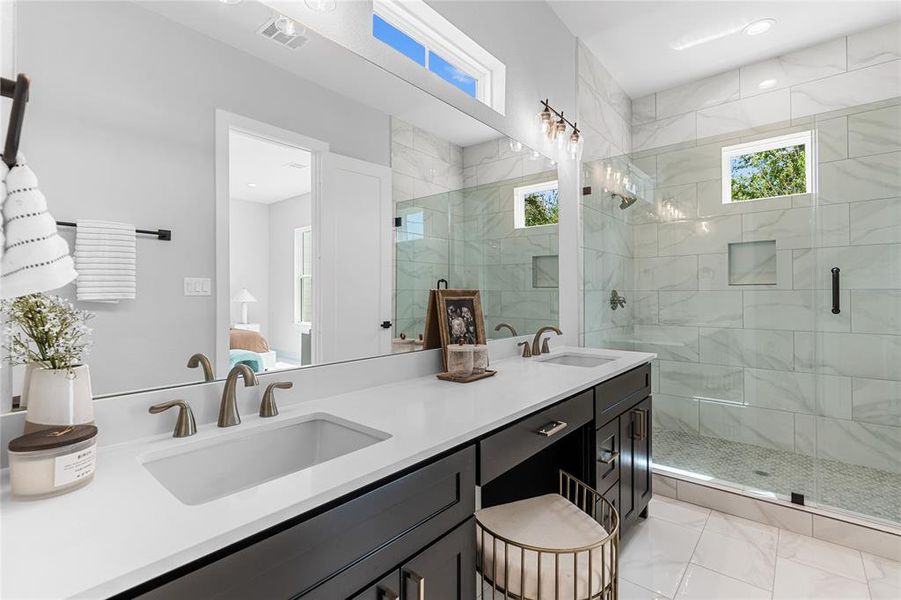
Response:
[[536, 420, 568, 437], [404, 570, 425, 599], [633, 409, 647, 441], [598, 450, 620, 465], [378, 588, 399, 600]]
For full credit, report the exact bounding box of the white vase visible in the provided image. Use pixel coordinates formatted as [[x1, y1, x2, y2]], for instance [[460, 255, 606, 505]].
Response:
[[19, 362, 39, 409], [25, 365, 94, 433]]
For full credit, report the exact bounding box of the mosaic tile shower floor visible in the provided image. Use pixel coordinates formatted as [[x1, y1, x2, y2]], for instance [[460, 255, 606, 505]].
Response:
[[654, 429, 901, 525]]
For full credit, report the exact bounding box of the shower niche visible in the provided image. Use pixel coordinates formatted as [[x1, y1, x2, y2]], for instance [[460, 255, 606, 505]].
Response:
[[728, 240, 777, 286]]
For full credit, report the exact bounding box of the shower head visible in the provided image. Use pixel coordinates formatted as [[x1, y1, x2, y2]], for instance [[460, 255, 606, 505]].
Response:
[[613, 192, 638, 210]]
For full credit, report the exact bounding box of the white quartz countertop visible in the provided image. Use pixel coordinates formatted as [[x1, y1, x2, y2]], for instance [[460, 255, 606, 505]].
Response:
[[0, 347, 654, 599]]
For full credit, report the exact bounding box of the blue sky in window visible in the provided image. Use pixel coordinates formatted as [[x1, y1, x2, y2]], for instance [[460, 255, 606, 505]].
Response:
[[373, 14, 425, 66], [428, 51, 477, 97], [531, 189, 558, 210]]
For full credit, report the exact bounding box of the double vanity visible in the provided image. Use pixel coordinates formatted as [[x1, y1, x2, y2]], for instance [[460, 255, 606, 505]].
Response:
[[1, 346, 655, 599]]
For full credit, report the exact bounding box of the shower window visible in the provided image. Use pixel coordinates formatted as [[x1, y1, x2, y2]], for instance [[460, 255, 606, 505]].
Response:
[[722, 131, 812, 204], [514, 180, 559, 228]]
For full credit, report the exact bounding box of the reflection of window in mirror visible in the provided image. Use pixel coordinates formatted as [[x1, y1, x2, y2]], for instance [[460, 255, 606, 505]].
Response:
[[396, 210, 425, 242], [514, 180, 559, 229], [294, 227, 313, 326], [372, 0, 506, 114]]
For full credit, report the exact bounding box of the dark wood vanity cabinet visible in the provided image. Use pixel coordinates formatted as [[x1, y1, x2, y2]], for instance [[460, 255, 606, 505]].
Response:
[[594, 364, 653, 535], [131, 447, 475, 600]]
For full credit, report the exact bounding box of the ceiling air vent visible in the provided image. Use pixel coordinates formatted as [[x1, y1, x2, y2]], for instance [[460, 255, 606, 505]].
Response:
[[257, 18, 309, 50]]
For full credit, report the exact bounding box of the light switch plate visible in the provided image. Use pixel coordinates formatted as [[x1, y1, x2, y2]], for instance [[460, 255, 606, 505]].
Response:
[[184, 277, 211, 296]]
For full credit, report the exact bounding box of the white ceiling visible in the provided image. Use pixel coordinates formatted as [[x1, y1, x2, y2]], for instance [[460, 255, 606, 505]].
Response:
[[549, 1, 901, 98], [139, 0, 502, 147], [229, 131, 311, 204]]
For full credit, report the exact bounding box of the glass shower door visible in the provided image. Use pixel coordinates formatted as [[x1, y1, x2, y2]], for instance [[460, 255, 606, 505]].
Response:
[[811, 100, 901, 525]]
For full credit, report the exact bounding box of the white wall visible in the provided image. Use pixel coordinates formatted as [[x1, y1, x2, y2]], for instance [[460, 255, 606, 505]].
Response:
[[228, 200, 270, 330], [13, 1, 390, 395], [268, 194, 311, 359]]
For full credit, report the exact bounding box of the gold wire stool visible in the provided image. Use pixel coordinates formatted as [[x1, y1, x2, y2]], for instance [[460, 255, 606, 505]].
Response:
[[476, 470, 619, 600]]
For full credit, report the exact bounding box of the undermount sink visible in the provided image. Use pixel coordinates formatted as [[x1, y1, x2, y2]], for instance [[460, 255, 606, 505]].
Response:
[[538, 353, 616, 368], [143, 414, 390, 505]]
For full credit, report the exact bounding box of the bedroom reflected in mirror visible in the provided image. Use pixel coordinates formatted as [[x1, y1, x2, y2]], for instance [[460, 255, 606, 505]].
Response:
[[225, 130, 314, 374]]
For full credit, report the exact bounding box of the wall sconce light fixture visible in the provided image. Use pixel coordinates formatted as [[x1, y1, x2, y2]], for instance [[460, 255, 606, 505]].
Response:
[[537, 99, 582, 159]]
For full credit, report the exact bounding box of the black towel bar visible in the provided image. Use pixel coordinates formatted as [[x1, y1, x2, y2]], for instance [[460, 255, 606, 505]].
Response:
[[56, 221, 172, 241]]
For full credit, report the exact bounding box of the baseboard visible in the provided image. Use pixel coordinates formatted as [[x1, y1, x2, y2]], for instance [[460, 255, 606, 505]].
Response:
[[653, 469, 901, 563]]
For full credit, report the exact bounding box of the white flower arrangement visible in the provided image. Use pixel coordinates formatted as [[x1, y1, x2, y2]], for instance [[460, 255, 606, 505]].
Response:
[[2, 294, 94, 372]]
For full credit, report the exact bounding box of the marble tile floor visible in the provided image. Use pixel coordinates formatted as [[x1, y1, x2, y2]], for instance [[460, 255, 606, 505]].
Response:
[[619, 496, 901, 599], [654, 429, 901, 525]]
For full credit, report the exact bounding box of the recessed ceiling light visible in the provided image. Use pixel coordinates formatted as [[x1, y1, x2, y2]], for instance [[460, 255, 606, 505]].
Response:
[[218, 0, 242, 4], [247, 183, 257, 188], [744, 19, 776, 36], [305, 0, 337, 13], [758, 79, 778, 90]]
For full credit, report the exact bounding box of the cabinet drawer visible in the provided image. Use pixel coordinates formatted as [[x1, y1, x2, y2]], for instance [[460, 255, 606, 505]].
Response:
[[595, 364, 651, 425], [479, 390, 593, 485], [136, 446, 475, 599]]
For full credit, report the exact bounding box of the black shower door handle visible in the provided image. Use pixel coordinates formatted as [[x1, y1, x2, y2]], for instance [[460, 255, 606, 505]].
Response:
[[831, 267, 840, 314]]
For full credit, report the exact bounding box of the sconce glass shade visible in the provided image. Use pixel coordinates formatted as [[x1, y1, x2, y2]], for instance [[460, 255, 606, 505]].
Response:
[[568, 130, 582, 159], [554, 119, 567, 147], [537, 106, 553, 136]]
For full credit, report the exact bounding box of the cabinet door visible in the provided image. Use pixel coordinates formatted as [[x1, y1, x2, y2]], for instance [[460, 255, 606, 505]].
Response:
[[632, 396, 653, 518], [352, 572, 400, 600], [595, 418, 621, 495], [618, 412, 636, 525], [401, 519, 475, 600]]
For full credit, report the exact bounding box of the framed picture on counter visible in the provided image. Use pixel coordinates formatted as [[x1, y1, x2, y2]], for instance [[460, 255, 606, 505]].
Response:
[[423, 289, 486, 369]]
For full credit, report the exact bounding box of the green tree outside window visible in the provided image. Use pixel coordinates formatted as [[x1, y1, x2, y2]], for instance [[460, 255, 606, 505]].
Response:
[[524, 188, 559, 226], [730, 144, 806, 201]]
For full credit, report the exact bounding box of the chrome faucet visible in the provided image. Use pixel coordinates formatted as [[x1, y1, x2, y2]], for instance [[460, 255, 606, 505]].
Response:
[[187, 353, 215, 382], [531, 326, 562, 356], [494, 322, 518, 337], [219, 364, 258, 427]]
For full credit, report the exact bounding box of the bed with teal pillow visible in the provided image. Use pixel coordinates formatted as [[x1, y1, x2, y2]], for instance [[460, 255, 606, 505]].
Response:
[[228, 349, 264, 373]]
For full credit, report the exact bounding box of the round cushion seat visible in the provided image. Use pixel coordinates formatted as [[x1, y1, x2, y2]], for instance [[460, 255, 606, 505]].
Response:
[[476, 493, 615, 600]]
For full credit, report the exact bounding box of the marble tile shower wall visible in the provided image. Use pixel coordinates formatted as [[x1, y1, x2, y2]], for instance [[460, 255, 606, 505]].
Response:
[[597, 21, 901, 476], [459, 139, 559, 336], [392, 117, 464, 338]]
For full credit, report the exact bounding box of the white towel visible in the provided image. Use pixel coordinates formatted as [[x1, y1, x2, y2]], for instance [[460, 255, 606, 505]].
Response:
[[75, 219, 136, 303], [1, 153, 78, 298]]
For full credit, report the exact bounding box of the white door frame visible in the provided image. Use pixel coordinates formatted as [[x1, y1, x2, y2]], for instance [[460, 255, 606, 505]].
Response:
[[214, 110, 328, 378]]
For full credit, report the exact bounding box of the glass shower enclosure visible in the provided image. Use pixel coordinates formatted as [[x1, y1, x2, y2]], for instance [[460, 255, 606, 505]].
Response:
[[582, 97, 901, 527]]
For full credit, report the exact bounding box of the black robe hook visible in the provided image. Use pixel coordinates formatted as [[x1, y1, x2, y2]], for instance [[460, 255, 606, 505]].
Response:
[[2, 73, 30, 169]]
